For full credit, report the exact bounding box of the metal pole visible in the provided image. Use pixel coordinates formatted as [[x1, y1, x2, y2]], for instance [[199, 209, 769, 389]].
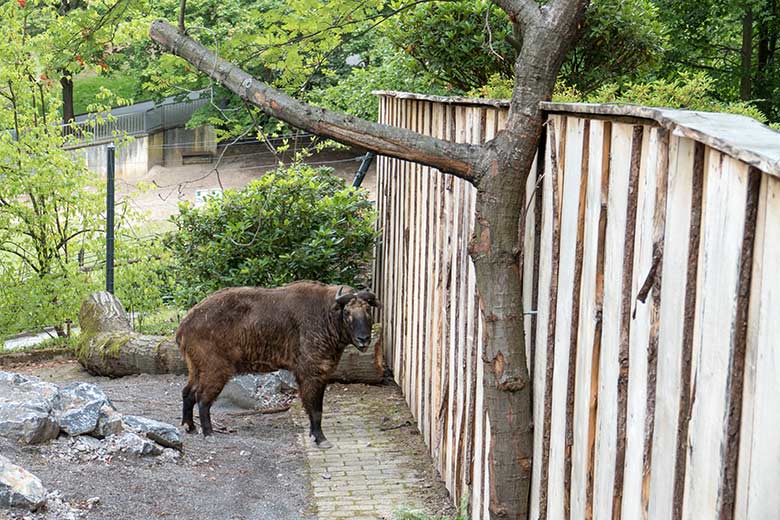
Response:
[[106, 143, 115, 294], [352, 152, 375, 188]]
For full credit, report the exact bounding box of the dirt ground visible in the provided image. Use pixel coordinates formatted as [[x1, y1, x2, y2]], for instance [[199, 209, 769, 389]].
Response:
[[2, 359, 312, 520], [0, 359, 454, 520]]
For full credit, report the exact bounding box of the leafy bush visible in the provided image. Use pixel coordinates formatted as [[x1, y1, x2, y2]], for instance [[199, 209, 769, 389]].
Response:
[[167, 163, 378, 307]]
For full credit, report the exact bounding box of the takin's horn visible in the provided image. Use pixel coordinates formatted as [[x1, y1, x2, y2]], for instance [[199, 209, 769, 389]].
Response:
[[335, 286, 355, 306]]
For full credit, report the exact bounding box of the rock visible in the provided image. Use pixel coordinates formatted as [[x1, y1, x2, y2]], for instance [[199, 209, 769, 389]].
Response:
[[219, 371, 299, 410], [121, 415, 182, 451], [92, 404, 124, 439], [277, 370, 298, 392], [104, 432, 162, 457], [0, 372, 60, 445], [0, 454, 47, 511], [219, 374, 264, 409], [56, 382, 113, 436]]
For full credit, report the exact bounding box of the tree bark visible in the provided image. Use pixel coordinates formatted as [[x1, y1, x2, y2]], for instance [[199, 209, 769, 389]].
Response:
[[740, 8, 753, 101], [149, 2, 588, 516], [61, 74, 75, 124], [76, 292, 187, 377]]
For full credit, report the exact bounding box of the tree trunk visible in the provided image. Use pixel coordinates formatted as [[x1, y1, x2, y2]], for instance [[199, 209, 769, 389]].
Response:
[[61, 75, 75, 124], [740, 8, 753, 101]]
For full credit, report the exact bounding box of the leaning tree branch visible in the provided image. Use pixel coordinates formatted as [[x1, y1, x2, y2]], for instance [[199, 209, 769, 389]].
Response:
[[149, 20, 482, 183]]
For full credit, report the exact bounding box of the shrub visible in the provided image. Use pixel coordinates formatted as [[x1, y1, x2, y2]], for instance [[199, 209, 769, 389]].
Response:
[[167, 163, 378, 307]]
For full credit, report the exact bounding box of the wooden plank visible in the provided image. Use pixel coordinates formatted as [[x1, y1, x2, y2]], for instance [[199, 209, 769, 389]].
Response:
[[446, 177, 463, 492], [547, 116, 585, 519], [735, 175, 780, 519], [682, 151, 750, 520], [472, 305, 486, 519], [563, 118, 591, 518], [529, 115, 556, 520], [612, 125, 644, 520], [570, 119, 607, 519], [646, 136, 696, 519], [718, 166, 760, 518], [522, 152, 538, 374], [592, 122, 635, 520], [620, 126, 660, 519]]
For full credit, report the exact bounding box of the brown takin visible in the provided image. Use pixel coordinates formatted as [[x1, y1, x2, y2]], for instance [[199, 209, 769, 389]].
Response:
[[175, 281, 379, 448]]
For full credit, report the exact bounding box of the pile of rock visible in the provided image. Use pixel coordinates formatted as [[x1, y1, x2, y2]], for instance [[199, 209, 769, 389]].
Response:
[[0, 371, 182, 513]]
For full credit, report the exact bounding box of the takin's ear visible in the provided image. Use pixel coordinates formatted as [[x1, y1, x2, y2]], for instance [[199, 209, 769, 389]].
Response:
[[356, 290, 381, 308], [335, 287, 356, 307]]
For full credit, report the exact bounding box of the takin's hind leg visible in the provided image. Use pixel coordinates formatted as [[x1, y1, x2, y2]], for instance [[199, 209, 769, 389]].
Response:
[[196, 367, 232, 437], [181, 383, 197, 433]]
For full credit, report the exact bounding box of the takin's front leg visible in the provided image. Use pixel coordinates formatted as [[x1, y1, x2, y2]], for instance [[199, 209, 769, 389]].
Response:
[[299, 379, 331, 449]]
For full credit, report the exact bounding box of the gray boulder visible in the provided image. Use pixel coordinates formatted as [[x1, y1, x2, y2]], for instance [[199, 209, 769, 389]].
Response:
[[0, 454, 47, 511], [0, 372, 60, 445], [277, 370, 298, 392], [92, 404, 124, 438], [218, 371, 298, 410], [56, 382, 114, 436], [122, 415, 182, 451], [104, 432, 162, 457]]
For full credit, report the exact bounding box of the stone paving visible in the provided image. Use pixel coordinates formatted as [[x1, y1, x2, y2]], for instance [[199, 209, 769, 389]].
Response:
[[294, 383, 454, 520]]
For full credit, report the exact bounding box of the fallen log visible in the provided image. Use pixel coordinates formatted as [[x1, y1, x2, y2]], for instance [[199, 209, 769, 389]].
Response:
[[76, 292, 186, 377]]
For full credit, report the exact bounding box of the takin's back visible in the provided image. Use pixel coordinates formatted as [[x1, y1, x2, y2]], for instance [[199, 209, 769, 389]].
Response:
[[175, 281, 345, 371]]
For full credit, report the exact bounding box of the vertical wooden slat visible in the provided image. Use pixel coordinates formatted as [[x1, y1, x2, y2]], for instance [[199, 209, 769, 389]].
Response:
[[646, 136, 695, 519], [570, 119, 607, 519], [529, 114, 557, 520], [547, 116, 584, 520], [612, 125, 644, 520], [593, 122, 634, 520], [682, 152, 750, 520], [671, 141, 706, 520], [563, 118, 591, 518], [621, 126, 660, 519], [735, 175, 780, 519]]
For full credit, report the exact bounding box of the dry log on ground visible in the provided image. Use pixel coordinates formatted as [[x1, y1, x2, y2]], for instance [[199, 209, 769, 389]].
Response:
[[76, 292, 186, 377]]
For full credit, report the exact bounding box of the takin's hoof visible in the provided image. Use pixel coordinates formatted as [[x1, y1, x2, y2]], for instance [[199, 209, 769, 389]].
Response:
[[312, 436, 333, 450]]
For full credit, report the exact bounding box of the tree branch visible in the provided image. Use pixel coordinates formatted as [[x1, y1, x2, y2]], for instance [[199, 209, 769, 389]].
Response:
[[149, 20, 481, 183], [493, 0, 542, 28]]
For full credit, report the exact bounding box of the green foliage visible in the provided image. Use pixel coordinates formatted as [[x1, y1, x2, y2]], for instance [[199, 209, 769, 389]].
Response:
[[73, 72, 142, 115], [561, 0, 666, 93], [392, 497, 469, 520], [0, 1, 104, 337], [308, 38, 453, 121], [571, 72, 770, 122], [112, 235, 176, 332], [468, 73, 513, 100], [387, 1, 515, 92], [167, 163, 378, 306]]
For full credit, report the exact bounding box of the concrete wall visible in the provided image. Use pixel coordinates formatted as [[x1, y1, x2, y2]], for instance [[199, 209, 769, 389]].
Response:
[[74, 136, 149, 181], [161, 126, 216, 167]]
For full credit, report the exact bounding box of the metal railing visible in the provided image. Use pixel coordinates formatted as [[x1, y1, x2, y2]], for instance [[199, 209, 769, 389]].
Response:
[[62, 95, 209, 148]]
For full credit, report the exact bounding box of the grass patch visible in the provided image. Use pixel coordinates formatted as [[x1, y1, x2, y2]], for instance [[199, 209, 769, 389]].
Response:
[[73, 72, 143, 115], [133, 306, 181, 336], [393, 498, 469, 520], [0, 334, 76, 355]]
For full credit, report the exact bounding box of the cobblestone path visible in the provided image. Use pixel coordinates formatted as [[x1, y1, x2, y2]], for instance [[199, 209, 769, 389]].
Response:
[[294, 383, 455, 520]]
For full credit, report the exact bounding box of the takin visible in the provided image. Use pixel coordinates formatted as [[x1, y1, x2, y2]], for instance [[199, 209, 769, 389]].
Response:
[[175, 281, 379, 448]]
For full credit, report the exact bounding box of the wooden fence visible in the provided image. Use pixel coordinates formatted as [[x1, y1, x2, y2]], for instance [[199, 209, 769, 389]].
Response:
[[372, 91, 780, 520]]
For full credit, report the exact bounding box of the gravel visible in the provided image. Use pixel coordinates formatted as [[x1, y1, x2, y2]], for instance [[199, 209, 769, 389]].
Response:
[[1, 360, 314, 520]]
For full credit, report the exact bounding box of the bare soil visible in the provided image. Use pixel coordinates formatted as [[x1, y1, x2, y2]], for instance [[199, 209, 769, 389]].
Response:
[[2, 359, 314, 520]]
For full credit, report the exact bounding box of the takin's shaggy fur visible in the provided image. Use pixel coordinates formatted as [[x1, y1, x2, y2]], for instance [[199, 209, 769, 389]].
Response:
[[175, 280, 378, 447]]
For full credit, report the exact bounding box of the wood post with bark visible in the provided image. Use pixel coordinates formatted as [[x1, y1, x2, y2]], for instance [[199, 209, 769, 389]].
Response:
[[150, 2, 588, 517]]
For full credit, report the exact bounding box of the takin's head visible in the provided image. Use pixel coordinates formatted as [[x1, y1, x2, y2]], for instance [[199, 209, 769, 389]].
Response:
[[335, 287, 380, 351]]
